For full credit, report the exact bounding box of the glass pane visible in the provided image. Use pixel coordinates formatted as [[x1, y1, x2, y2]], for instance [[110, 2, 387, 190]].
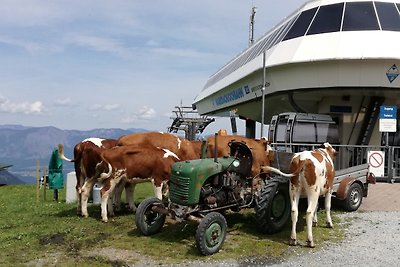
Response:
[[292, 122, 316, 143], [375, 2, 400, 31], [276, 119, 288, 142], [343, 2, 380, 31], [283, 7, 318, 41], [316, 124, 339, 143], [307, 3, 344, 35]]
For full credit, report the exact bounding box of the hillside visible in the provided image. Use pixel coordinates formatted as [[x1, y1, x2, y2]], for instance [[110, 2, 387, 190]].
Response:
[[0, 125, 147, 183]]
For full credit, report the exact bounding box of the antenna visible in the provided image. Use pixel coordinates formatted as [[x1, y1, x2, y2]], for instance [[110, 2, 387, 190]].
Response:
[[249, 5, 257, 46]]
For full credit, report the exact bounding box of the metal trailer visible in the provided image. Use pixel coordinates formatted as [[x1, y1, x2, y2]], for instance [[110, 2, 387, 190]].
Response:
[[270, 150, 375, 212]]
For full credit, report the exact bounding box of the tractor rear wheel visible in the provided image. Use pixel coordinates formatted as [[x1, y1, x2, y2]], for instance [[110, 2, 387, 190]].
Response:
[[135, 197, 166, 235], [255, 178, 291, 234], [195, 212, 227, 255]]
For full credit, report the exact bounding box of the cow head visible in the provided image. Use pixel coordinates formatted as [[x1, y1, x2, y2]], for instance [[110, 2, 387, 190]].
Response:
[[322, 142, 336, 159]]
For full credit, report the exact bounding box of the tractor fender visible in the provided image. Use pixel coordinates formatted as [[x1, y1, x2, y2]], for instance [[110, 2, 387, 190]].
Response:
[[336, 176, 356, 200]]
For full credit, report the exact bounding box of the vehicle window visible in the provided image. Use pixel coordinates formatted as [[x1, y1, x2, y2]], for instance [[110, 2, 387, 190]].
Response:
[[317, 123, 339, 143], [292, 122, 316, 143], [343, 2, 380, 31], [307, 3, 344, 35], [275, 119, 288, 142], [283, 7, 318, 41], [375, 2, 400, 31]]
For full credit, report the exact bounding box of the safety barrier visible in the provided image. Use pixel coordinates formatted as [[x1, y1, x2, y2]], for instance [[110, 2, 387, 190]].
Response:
[[270, 143, 400, 182]]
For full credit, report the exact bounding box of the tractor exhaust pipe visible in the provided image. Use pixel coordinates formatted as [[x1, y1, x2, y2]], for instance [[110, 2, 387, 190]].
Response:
[[214, 133, 218, 163]]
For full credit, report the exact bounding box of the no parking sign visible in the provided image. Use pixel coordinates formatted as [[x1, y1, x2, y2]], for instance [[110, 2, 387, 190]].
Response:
[[368, 151, 385, 177]]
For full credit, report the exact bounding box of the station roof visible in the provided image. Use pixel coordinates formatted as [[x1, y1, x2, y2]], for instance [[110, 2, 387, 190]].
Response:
[[194, 0, 400, 111]]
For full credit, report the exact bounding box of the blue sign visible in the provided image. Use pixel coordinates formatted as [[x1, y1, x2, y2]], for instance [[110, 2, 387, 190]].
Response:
[[380, 106, 397, 119], [213, 87, 244, 107]]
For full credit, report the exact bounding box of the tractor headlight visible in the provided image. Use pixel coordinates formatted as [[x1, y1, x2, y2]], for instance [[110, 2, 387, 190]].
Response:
[[232, 160, 240, 167]]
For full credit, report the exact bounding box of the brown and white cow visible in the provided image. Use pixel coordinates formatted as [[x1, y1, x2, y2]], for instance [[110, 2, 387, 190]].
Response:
[[262, 142, 336, 248], [206, 134, 274, 177], [117, 132, 199, 160], [58, 138, 117, 217], [114, 132, 201, 209], [98, 145, 180, 222]]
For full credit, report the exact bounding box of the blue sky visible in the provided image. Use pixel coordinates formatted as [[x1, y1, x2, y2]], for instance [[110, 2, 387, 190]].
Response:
[[0, 0, 305, 134]]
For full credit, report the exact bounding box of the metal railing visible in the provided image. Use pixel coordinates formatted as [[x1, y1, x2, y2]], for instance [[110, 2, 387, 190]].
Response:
[[270, 143, 400, 182]]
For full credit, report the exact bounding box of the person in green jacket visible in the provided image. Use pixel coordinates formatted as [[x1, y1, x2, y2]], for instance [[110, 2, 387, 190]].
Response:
[[48, 147, 64, 201]]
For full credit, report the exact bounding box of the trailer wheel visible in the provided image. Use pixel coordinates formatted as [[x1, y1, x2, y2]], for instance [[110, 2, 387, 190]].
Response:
[[135, 197, 166, 235], [195, 212, 227, 255], [342, 183, 363, 212], [255, 179, 290, 234]]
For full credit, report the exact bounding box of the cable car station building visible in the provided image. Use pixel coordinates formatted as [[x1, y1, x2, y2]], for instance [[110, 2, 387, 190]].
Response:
[[193, 0, 400, 148]]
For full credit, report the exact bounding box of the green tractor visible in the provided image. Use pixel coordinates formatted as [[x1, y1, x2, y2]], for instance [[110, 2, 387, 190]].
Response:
[[135, 140, 291, 255]]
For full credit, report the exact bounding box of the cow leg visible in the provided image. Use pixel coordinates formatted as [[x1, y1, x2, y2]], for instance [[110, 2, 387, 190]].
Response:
[[113, 180, 125, 212], [107, 191, 114, 218], [312, 201, 319, 227], [154, 184, 163, 200], [306, 190, 319, 248], [125, 183, 136, 212], [81, 177, 96, 218], [76, 174, 85, 215], [289, 184, 300, 246], [325, 190, 333, 228], [162, 181, 169, 200], [101, 175, 122, 222], [76, 186, 82, 215]]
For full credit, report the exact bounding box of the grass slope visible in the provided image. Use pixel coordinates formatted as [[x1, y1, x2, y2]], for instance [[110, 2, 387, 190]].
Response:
[[0, 184, 347, 266]]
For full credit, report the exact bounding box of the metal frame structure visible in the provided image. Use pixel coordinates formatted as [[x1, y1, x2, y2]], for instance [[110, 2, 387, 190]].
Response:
[[168, 105, 215, 140]]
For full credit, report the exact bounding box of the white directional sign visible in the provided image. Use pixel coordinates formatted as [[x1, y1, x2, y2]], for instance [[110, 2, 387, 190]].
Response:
[[379, 106, 397, 132]]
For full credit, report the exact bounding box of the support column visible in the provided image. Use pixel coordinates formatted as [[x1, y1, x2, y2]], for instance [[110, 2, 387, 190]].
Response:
[[245, 118, 256, 139]]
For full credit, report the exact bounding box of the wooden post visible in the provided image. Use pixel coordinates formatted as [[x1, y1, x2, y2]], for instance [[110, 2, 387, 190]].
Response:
[[43, 166, 47, 201], [36, 160, 40, 203]]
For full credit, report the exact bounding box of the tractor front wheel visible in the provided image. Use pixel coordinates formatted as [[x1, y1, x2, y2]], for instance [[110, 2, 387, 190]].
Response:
[[135, 197, 166, 235], [195, 212, 227, 255]]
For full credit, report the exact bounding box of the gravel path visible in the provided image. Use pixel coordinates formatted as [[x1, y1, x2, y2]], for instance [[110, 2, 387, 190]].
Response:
[[170, 211, 400, 267], [268, 211, 400, 267]]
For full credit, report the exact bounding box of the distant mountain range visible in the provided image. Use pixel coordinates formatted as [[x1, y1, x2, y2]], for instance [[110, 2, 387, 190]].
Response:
[[0, 125, 148, 184]]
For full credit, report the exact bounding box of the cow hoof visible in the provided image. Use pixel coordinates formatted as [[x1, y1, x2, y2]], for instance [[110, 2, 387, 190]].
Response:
[[289, 238, 297, 246], [312, 221, 318, 227], [306, 240, 315, 248], [326, 222, 333, 228], [102, 218, 108, 223]]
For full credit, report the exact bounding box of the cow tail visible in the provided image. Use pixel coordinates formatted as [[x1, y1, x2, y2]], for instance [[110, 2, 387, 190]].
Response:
[[58, 144, 74, 162], [98, 153, 113, 181], [261, 166, 295, 177]]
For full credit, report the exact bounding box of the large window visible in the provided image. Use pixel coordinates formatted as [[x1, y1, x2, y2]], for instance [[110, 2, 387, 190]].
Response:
[[317, 124, 339, 143], [275, 119, 288, 142], [307, 3, 344, 35], [343, 2, 380, 31], [292, 122, 317, 143], [283, 7, 318, 40], [375, 2, 400, 31]]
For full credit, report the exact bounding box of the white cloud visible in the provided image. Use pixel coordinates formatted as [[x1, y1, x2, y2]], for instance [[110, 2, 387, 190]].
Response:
[[55, 97, 76, 106], [138, 106, 156, 119], [66, 34, 128, 56], [121, 105, 157, 124], [0, 36, 62, 54], [0, 96, 45, 114], [89, 103, 120, 111]]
